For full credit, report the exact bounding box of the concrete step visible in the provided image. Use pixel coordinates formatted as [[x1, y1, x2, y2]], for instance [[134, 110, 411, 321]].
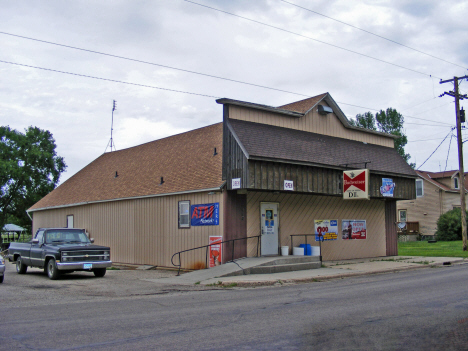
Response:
[[256, 256, 321, 266], [248, 261, 322, 274], [223, 257, 322, 276]]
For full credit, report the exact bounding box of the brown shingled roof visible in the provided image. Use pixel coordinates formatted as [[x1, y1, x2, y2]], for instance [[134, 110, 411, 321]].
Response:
[[277, 93, 327, 113], [30, 123, 224, 211], [229, 119, 416, 177]]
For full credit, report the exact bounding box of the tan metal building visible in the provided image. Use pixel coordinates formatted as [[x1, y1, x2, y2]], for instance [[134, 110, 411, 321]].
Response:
[[29, 93, 417, 268]]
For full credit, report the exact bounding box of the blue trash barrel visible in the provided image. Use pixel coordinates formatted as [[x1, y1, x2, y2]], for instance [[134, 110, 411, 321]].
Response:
[[299, 244, 311, 256]]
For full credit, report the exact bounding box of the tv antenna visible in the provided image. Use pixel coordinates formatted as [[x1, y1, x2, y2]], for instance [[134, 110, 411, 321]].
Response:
[[105, 100, 117, 152]]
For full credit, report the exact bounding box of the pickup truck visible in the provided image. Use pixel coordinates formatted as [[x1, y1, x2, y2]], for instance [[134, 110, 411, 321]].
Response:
[[8, 228, 112, 280]]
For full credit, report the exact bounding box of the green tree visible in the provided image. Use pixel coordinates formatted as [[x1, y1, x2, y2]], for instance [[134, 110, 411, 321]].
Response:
[[349, 108, 414, 167], [0, 126, 66, 230]]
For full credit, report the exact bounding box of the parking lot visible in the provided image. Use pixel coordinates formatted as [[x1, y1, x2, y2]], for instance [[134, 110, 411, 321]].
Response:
[[0, 262, 218, 308]]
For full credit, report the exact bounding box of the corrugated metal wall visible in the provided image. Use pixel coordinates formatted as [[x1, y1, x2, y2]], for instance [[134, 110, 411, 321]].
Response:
[[31, 192, 224, 268], [229, 105, 394, 148], [246, 191, 387, 260]]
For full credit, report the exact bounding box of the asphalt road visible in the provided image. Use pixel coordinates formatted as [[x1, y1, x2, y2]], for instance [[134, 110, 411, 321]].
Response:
[[1, 263, 468, 350]]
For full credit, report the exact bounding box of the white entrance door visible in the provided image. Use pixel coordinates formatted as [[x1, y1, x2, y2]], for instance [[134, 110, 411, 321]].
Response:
[[260, 203, 279, 256]]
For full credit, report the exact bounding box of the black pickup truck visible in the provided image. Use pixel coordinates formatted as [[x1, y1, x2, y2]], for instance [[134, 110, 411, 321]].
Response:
[[8, 228, 112, 280]]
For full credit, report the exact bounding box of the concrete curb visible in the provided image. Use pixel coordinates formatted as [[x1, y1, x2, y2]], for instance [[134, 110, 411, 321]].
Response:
[[208, 258, 467, 288]]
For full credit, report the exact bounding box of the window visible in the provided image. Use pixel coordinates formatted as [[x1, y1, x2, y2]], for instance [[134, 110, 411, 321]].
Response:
[[178, 201, 190, 228], [454, 177, 459, 189], [399, 210, 407, 222], [416, 179, 424, 197]]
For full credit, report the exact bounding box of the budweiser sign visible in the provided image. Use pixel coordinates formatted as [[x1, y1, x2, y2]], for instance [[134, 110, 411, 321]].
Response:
[[343, 169, 370, 200]]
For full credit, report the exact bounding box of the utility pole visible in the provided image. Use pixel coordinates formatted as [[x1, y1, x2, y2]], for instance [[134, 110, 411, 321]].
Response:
[[105, 100, 117, 153], [440, 75, 468, 250]]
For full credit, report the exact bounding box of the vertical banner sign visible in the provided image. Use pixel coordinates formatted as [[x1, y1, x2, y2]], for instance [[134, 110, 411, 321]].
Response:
[[191, 203, 219, 226], [380, 178, 395, 197], [342, 220, 367, 239], [209, 236, 222, 268], [315, 220, 338, 241], [284, 180, 294, 191], [232, 178, 241, 189], [343, 169, 370, 200]]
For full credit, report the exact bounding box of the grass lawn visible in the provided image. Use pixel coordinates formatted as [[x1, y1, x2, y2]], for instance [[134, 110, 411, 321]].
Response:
[[398, 240, 468, 258]]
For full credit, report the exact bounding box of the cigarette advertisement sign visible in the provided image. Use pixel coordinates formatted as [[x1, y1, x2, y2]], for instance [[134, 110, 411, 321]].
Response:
[[342, 220, 367, 240], [380, 178, 395, 197], [209, 236, 222, 268], [191, 203, 219, 226], [315, 219, 338, 241], [343, 169, 370, 200]]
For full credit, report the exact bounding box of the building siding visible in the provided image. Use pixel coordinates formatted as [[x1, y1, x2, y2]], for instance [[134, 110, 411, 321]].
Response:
[[245, 191, 387, 260], [31, 192, 224, 269], [228, 105, 394, 148]]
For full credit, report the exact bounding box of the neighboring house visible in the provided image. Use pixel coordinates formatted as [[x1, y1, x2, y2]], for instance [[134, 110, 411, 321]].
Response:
[[28, 93, 416, 268], [397, 170, 468, 237]]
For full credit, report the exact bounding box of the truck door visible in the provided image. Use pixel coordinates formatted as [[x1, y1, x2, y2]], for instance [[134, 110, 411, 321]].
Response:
[[30, 230, 45, 268]]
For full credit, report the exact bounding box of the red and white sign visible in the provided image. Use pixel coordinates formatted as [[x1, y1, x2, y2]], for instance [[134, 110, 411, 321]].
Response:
[[209, 236, 223, 268], [343, 169, 370, 200]]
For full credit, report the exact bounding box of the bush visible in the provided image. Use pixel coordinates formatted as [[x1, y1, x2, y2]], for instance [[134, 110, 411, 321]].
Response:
[[435, 208, 468, 241]]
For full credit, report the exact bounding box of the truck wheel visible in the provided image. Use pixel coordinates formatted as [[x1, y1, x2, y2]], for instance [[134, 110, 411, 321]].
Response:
[[16, 257, 27, 274], [0, 275, 3, 283], [93, 268, 106, 278], [46, 259, 60, 280]]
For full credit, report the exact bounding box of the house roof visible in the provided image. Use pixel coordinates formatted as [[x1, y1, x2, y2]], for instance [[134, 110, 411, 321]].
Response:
[[217, 93, 398, 140], [416, 170, 468, 192], [228, 119, 416, 178], [29, 123, 224, 212], [277, 93, 328, 114]]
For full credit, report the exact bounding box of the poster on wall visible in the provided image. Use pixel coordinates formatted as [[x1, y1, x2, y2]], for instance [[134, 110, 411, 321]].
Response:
[[342, 220, 367, 239], [232, 178, 241, 189], [191, 203, 219, 226], [315, 219, 338, 241], [264, 209, 275, 234], [209, 236, 223, 268], [380, 178, 395, 197]]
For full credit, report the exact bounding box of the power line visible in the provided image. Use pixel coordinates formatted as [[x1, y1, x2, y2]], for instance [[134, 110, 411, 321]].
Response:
[[417, 129, 455, 169], [279, 0, 467, 70], [0, 60, 221, 99], [182, 0, 440, 79], [1, 31, 452, 126], [0, 31, 311, 99], [444, 134, 454, 173], [408, 136, 453, 143]]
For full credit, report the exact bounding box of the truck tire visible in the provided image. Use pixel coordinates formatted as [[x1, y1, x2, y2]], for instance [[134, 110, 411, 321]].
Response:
[[46, 258, 60, 280], [0, 275, 3, 283], [93, 268, 106, 278], [16, 257, 27, 274]]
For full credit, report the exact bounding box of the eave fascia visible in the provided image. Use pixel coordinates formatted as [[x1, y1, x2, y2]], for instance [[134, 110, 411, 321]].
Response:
[[28, 184, 226, 213], [216, 98, 303, 118]]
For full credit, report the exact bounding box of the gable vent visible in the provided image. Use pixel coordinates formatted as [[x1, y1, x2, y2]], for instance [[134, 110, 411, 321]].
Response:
[[318, 105, 333, 115]]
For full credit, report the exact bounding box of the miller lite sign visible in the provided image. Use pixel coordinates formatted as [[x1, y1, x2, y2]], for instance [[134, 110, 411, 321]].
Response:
[[343, 169, 370, 200]]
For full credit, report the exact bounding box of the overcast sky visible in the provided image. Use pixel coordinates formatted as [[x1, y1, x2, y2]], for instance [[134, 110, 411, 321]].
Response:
[[2, 0, 468, 183]]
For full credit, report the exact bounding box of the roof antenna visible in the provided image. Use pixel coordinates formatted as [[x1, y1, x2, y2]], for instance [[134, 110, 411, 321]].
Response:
[[105, 100, 117, 152]]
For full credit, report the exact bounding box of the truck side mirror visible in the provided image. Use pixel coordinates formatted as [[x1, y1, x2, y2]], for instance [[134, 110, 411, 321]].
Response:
[[90, 238, 95, 243], [32, 238, 39, 244]]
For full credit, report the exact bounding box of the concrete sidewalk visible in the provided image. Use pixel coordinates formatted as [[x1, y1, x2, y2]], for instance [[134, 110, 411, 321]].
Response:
[[144, 256, 467, 287]]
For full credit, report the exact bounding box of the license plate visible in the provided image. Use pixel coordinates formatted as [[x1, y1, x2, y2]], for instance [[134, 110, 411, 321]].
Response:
[[83, 263, 93, 269]]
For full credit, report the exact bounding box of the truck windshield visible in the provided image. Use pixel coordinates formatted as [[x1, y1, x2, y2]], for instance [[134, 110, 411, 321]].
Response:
[[44, 230, 91, 244]]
